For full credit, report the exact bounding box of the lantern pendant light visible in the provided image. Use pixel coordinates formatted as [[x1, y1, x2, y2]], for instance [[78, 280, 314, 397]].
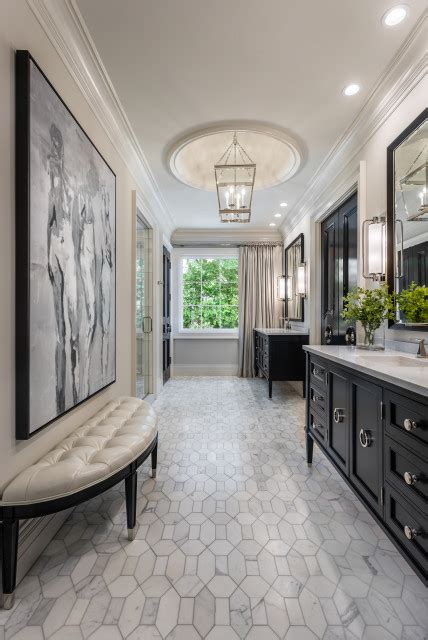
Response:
[[214, 133, 256, 223]]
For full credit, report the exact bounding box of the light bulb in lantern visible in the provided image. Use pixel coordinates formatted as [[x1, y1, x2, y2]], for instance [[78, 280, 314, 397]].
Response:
[[225, 190, 230, 208], [241, 188, 246, 208]]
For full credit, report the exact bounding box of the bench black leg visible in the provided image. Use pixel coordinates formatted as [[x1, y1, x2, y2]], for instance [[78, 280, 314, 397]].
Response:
[[1, 518, 19, 610], [268, 380, 272, 399], [306, 428, 314, 465], [125, 471, 137, 542], [151, 440, 158, 479]]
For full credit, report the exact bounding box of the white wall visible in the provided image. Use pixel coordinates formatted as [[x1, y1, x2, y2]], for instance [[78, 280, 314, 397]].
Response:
[[282, 18, 428, 349], [283, 215, 312, 333], [0, 0, 171, 494]]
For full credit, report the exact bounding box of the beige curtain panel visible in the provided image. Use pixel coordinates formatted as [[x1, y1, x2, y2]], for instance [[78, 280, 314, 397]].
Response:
[[238, 243, 283, 377]]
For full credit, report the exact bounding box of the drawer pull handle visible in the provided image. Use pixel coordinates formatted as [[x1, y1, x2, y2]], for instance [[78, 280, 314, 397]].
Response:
[[333, 408, 345, 423], [403, 418, 418, 432], [404, 525, 421, 540], [312, 366, 325, 382], [403, 471, 418, 486], [359, 429, 372, 448], [312, 393, 323, 403]]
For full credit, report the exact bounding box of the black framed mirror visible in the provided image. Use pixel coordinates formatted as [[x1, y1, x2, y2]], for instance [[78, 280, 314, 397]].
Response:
[[284, 233, 305, 322], [387, 108, 428, 330]]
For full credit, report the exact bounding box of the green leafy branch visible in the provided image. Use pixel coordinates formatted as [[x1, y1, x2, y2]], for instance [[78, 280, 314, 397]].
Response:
[[396, 282, 428, 324]]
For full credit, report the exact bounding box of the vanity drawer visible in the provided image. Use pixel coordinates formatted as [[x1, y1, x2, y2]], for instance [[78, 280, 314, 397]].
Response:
[[308, 409, 327, 445], [310, 358, 327, 389], [310, 385, 326, 416], [385, 484, 428, 579], [385, 391, 428, 455], [263, 335, 269, 352], [385, 436, 427, 513]]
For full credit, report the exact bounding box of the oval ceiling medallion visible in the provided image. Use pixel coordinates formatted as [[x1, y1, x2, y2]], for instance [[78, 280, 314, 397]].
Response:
[[168, 123, 302, 192]]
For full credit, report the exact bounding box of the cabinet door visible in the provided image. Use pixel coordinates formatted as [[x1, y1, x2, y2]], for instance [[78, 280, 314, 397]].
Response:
[[327, 367, 349, 474], [350, 377, 383, 515]]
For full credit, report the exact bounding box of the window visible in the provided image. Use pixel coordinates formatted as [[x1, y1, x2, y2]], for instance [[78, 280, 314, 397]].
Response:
[[181, 257, 239, 330]]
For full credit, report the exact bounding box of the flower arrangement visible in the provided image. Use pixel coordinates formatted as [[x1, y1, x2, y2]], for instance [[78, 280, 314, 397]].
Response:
[[342, 284, 394, 348]]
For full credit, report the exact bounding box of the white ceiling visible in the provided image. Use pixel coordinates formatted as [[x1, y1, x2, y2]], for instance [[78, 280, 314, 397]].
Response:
[[76, 0, 426, 232]]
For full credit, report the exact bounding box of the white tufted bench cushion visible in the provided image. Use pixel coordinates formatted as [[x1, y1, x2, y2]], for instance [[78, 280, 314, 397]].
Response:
[[1, 397, 157, 505]]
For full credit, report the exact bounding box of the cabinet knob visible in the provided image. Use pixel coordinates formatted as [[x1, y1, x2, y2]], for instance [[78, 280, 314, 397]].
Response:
[[403, 471, 418, 486], [359, 429, 372, 448], [333, 408, 345, 423], [404, 525, 421, 540], [403, 418, 418, 432]]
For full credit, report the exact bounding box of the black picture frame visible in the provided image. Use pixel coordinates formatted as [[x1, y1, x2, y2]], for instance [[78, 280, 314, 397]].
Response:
[[386, 107, 428, 331], [15, 50, 117, 439], [284, 233, 305, 322]]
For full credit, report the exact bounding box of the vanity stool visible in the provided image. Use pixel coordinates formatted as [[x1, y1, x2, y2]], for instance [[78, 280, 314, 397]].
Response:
[[0, 396, 158, 609]]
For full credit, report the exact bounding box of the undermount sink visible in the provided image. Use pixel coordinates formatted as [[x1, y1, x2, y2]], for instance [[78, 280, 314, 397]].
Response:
[[358, 354, 428, 368]]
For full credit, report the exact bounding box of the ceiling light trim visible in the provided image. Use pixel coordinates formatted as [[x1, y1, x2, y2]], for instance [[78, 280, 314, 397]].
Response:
[[167, 122, 302, 192], [27, 0, 176, 237]]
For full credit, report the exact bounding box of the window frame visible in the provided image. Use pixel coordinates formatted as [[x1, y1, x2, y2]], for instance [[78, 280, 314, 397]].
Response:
[[173, 248, 239, 338]]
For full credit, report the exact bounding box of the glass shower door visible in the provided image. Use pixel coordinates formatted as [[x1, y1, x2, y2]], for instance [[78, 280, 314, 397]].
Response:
[[136, 215, 153, 398]]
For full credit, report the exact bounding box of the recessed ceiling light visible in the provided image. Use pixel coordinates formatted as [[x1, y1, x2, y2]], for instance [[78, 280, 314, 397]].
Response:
[[269, 222, 276, 227], [342, 83, 360, 97], [280, 202, 288, 207], [274, 213, 282, 218], [382, 5, 409, 27]]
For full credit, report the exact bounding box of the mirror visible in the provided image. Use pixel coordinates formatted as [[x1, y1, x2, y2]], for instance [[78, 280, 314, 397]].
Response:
[[387, 108, 428, 329], [285, 233, 305, 322]]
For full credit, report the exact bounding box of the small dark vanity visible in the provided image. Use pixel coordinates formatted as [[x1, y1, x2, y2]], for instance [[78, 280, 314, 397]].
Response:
[[254, 329, 309, 398]]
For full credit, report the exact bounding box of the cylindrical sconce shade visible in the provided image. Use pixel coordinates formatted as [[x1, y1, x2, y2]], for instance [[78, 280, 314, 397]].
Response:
[[277, 275, 286, 300], [297, 263, 307, 296], [363, 216, 386, 280]]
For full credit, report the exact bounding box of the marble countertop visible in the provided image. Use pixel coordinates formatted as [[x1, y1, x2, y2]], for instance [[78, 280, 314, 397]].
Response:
[[255, 328, 310, 336], [303, 345, 428, 396]]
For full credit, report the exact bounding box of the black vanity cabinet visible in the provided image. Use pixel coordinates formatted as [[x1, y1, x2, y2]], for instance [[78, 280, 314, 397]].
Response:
[[305, 350, 428, 585], [254, 330, 309, 398]]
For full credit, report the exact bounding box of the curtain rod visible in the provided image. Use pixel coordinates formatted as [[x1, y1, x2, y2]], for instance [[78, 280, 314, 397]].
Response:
[[238, 241, 283, 246]]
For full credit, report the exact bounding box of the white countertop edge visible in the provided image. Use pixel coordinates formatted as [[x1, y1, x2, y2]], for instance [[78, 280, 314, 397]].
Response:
[[303, 345, 428, 397], [254, 328, 310, 336]]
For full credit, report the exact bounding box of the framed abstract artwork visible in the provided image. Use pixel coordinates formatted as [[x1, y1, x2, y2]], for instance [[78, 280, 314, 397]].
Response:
[[15, 51, 116, 439]]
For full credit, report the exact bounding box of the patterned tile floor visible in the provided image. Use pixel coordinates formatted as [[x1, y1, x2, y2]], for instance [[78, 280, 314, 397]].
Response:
[[1, 377, 427, 640]]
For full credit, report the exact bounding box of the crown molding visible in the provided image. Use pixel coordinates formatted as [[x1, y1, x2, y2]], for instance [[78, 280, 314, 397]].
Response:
[[27, 0, 176, 237], [281, 11, 428, 236], [172, 227, 282, 247]]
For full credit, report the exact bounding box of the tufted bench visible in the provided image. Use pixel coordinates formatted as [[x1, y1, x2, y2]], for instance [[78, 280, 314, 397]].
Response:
[[0, 397, 158, 609]]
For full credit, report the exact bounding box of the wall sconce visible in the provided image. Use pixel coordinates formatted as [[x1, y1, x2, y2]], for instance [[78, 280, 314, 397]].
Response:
[[277, 275, 286, 301], [363, 216, 386, 281], [297, 263, 307, 297], [287, 276, 293, 301]]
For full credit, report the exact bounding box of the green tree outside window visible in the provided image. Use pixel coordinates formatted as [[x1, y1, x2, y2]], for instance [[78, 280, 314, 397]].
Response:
[[182, 258, 239, 329]]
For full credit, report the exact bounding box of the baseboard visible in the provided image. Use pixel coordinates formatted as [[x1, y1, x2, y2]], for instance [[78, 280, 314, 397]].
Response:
[[17, 511, 71, 584], [173, 364, 239, 377]]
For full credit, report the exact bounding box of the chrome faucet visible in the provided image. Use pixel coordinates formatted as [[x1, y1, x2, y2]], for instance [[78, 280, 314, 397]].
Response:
[[416, 339, 427, 359], [280, 317, 292, 330]]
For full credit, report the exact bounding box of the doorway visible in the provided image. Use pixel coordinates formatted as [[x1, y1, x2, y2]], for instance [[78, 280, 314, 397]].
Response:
[[135, 213, 153, 398], [162, 247, 171, 383], [321, 192, 358, 344]]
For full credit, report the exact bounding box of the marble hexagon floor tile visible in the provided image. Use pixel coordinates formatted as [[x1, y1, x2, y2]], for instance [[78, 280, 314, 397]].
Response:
[[2, 377, 428, 640]]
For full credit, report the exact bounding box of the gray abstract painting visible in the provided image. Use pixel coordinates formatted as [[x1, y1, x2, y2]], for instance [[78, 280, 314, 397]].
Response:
[[28, 60, 116, 433]]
